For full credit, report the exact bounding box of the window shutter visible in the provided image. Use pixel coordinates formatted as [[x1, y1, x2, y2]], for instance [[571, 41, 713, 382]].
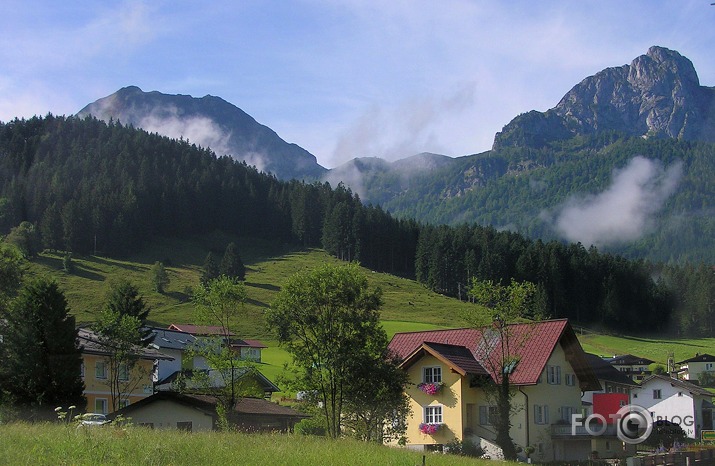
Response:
[[557, 366, 561, 384], [544, 406, 550, 424]]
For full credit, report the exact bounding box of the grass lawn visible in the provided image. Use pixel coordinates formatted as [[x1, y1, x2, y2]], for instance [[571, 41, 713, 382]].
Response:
[[0, 422, 494, 466], [578, 332, 715, 365]]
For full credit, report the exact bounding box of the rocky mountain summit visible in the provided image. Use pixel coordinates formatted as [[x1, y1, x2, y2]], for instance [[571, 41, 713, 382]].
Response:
[[493, 46, 715, 150], [77, 86, 326, 180]]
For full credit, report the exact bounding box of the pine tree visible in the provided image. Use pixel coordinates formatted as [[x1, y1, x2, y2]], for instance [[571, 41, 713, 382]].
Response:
[[201, 252, 219, 285], [104, 280, 152, 345], [0, 278, 85, 409], [219, 242, 245, 281]]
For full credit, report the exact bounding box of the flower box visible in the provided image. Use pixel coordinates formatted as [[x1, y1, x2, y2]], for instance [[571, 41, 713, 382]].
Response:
[[417, 382, 443, 395], [419, 422, 442, 435]]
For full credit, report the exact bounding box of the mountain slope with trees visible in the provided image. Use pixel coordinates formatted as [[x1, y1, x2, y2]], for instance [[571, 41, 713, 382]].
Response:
[[331, 47, 715, 264], [0, 115, 713, 337]]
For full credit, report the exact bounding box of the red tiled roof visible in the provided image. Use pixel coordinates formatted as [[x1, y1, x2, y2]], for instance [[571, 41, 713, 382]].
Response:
[[399, 342, 481, 376], [168, 324, 235, 336], [232, 339, 268, 349], [388, 318, 598, 388]]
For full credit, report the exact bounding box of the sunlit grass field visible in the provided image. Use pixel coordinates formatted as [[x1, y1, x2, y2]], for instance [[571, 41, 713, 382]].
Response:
[[0, 422, 494, 466], [26, 232, 715, 393]]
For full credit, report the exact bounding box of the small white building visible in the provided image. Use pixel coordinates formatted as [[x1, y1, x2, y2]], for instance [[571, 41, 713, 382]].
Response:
[[676, 353, 715, 383], [633, 374, 714, 439], [605, 354, 655, 383], [147, 327, 208, 383]]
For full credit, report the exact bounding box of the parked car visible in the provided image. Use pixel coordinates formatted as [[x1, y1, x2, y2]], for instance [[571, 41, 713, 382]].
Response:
[[80, 413, 109, 426]]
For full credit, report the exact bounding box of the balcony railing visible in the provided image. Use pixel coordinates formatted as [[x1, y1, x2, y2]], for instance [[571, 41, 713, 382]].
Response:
[[551, 423, 618, 438]]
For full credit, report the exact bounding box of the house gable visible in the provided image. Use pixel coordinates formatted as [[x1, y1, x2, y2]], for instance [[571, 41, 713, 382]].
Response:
[[388, 319, 599, 390]]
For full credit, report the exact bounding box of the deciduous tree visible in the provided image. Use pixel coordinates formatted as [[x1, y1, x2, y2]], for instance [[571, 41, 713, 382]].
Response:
[[190, 276, 256, 418], [463, 278, 540, 461], [267, 262, 403, 439], [150, 261, 169, 293]]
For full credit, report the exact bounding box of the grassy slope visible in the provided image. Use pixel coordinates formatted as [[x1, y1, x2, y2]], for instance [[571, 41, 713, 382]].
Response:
[[26, 234, 715, 385], [27, 234, 472, 391]]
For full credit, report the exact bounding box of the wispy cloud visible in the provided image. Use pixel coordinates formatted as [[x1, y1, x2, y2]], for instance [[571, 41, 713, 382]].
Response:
[[543, 156, 683, 247], [330, 83, 476, 166], [138, 106, 233, 157]]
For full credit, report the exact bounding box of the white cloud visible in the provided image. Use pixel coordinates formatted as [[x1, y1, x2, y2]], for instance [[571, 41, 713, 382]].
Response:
[[544, 156, 683, 247], [138, 106, 233, 157], [330, 83, 476, 166]]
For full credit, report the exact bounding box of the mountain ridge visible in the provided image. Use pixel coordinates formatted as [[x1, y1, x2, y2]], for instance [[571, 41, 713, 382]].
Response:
[[77, 86, 327, 180], [493, 46, 715, 150]]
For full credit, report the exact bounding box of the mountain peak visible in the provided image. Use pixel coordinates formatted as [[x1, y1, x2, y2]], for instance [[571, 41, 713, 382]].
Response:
[[493, 46, 715, 150], [77, 87, 326, 180]]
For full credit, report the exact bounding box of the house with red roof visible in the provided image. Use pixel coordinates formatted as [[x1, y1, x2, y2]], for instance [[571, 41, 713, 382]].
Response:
[[388, 319, 603, 462]]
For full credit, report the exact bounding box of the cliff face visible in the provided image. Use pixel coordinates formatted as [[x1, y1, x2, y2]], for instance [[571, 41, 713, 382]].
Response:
[[493, 46, 715, 150]]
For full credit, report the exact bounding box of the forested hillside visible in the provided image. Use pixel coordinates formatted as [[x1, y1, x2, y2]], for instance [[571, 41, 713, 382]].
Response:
[[0, 116, 713, 337], [0, 115, 416, 275], [374, 134, 715, 264]]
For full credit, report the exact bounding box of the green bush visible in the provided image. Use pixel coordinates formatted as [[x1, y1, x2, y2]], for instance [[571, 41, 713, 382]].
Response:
[[444, 438, 485, 457], [294, 417, 326, 436]]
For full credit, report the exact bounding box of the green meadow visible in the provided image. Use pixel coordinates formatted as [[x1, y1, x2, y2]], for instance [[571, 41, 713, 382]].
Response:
[[0, 422, 493, 466], [26, 234, 715, 394]]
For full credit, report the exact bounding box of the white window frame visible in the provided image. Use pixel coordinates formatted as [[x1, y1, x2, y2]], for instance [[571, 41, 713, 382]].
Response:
[[95, 398, 108, 414], [423, 366, 442, 384], [424, 405, 443, 424], [95, 361, 107, 380]]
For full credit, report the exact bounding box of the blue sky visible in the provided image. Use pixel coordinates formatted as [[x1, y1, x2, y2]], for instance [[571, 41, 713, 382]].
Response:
[[1, 1, 714, 168]]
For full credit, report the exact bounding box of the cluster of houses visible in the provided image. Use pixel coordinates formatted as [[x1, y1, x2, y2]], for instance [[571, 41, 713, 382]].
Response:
[[76, 318, 714, 462], [386, 319, 715, 462], [77, 324, 307, 432]]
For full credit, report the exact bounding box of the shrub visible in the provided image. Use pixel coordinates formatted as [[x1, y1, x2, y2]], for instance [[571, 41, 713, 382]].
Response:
[[444, 438, 485, 457], [295, 417, 326, 436]]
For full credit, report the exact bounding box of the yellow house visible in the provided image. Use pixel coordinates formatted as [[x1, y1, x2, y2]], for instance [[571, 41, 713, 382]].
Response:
[[78, 328, 173, 414], [388, 319, 603, 462]]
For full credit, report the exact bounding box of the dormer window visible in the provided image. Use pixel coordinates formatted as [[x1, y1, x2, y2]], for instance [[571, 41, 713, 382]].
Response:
[[423, 366, 442, 384]]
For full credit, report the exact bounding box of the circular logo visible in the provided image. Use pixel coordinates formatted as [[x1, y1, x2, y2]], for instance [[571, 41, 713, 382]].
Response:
[[615, 404, 653, 444]]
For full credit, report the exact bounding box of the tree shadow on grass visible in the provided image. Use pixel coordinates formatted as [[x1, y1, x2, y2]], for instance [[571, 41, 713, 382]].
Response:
[[166, 291, 190, 303], [245, 282, 281, 292], [246, 298, 269, 308], [71, 266, 104, 282]]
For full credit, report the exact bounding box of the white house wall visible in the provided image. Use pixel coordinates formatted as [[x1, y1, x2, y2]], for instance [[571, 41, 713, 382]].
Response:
[[633, 379, 699, 438]]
